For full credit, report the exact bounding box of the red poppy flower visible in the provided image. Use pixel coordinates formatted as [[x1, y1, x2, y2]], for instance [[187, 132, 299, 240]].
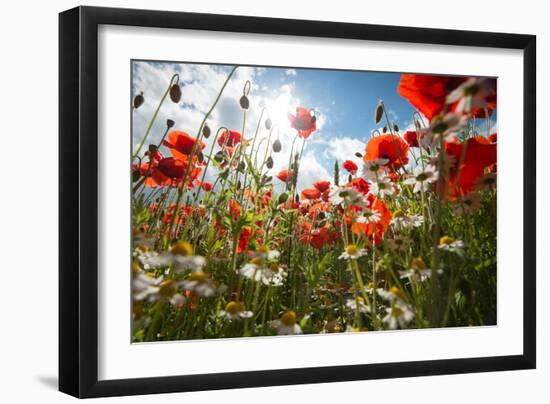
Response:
[[348, 177, 370, 194], [218, 130, 242, 148], [364, 134, 409, 168], [342, 160, 358, 174], [398, 74, 465, 121], [228, 199, 241, 220], [276, 169, 294, 183], [298, 221, 336, 249], [312, 180, 331, 193], [351, 196, 391, 244], [489, 133, 497, 143], [237, 227, 253, 253], [201, 181, 213, 192], [307, 202, 328, 220], [288, 106, 317, 139], [444, 137, 496, 198], [301, 188, 321, 200], [163, 131, 205, 160], [404, 131, 419, 147]]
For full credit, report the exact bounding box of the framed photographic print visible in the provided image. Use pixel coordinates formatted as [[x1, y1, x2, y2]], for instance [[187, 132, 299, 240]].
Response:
[[59, 6, 536, 398]]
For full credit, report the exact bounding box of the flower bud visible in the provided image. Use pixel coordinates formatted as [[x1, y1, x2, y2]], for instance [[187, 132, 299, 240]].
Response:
[[166, 119, 175, 128], [133, 91, 144, 109], [375, 101, 384, 123], [265, 118, 272, 130], [266, 156, 274, 169], [272, 139, 282, 153], [169, 84, 182, 103], [202, 124, 211, 138], [239, 95, 250, 110], [393, 123, 399, 132]]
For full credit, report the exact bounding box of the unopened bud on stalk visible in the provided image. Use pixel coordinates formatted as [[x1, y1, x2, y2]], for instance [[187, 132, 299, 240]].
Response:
[[375, 101, 384, 123], [132, 170, 141, 182], [272, 139, 282, 153], [266, 156, 274, 169], [393, 123, 399, 132], [265, 118, 272, 130], [383, 126, 387, 133], [133, 91, 144, 109], [166, 119, 175, 128], [355, 152, 362, 158], [148, 144, 158, 155], [198, 152, 204, 163], [239, 95, 250, 110], [202, 123, 211, 138], [169, 84, 182, 103]]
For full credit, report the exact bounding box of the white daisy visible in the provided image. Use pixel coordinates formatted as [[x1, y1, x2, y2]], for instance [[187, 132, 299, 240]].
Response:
[[356, 209, 382, 224], [346, 296, 371, 313], [142, 241, 206, 273], [438, 236, 466, 253], [399, 257, 432, 282], [239, 259, 287, 286], [386, 235, 412, 252], [329, 186, 368, 208], [453, 192, 481, 214], [418, 112, 468, 149], [446, 77, 495, 115], [338, 244, 368, 260], [218, 301, 253, 321], [369, 175, 394, 198], [362, 158, 389, 180], [382, 302, 415, 329], [403, 164, 438, 193], [390, 211, 424, 230], [133, 273, 186, 306], [475, 172, 497, 191], [181, 271, 224, 297], [271, 311, 303, 335]]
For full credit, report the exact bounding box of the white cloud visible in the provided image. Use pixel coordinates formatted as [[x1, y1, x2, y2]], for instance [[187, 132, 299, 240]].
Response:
[[285, 69, 297, 76], [132, 61, 334, 195]]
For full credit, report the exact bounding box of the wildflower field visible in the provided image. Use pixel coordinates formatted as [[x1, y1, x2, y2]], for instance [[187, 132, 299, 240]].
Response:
[[132, 63, 497, 341]]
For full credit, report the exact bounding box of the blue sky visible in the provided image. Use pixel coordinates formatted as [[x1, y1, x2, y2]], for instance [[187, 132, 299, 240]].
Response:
[[132, 61, 495, 192]]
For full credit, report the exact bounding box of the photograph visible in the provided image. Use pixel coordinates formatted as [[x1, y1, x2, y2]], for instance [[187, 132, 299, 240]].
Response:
[[130, 61, 497, 342]]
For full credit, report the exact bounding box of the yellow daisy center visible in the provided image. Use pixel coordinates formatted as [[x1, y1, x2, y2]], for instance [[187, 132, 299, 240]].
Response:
[[171, 241, 194, 256], [392, 305, 404, 317], [225, 301, 243, 314], [392, 209, 405, 218], [189, 271, 206, 284], [411, 257, 426, 270], [258, 246, 270, 254], [159, 280, 176, 297], [250, 257, 265, 266], [346, 244, 359, 256], [439, 236, 454, 245], [390, 286, 405, 300], [281, 310, 297, 326]]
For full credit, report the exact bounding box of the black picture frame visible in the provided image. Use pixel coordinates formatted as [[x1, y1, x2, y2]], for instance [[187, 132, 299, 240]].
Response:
[[59, 5, 536, 398]]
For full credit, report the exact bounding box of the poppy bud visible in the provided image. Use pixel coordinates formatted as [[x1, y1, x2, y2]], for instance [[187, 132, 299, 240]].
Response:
[[202, 124, 211, 138], [383, 126, 387, 133], [132, 170, 141, 182], [166, 119, 175, 128], [355, 152, 362, 158], [198, 152, 204, 163], [238, 161, 246, 171], [272, 139, 282, 153], [133, 91, 144, 109], [265, 118, 272, 130], [236, 180, 242, 190], [266, 156, 274, 169], [278, 193, 289, 205], [214, 151, 224, 163], [169, 84, 182, 103], [348, 174, 353, 183], [148, 144, 158, 155], [393, 123, 399, 132], [375, 101, 384, 124], [239, 95, 250, 110]]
